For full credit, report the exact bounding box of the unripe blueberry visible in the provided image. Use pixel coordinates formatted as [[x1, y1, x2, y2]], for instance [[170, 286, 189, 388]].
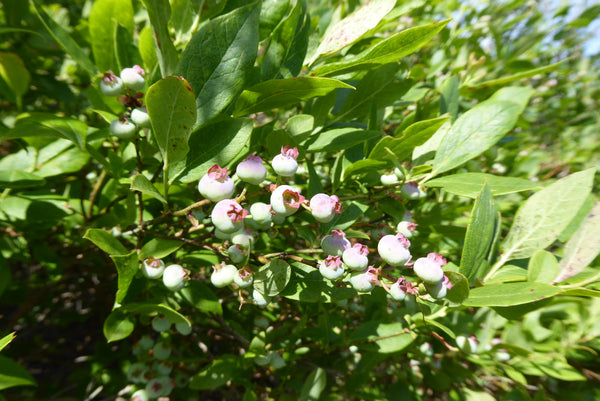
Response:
[[321, 229, 351, 256], [380, 172, 398, 186], [270, 185, 305, 217], [377, 234, 411, 266], [319, 255, 345, 280], [271, 145, 299, 177], [254, 352, 273, 366], [456, 335, 477, 354], [271, 211, 286, 225], [236, 155, 267, 185], [397, 221, 418, 239], [100, 72, 123, 96], [394, 166, 405, 179], [231, 228, 256, 248], [413, 253, 446, 284], [349, 266, 379, 292], [389, 281, 407, 301], [233, 266, 254, 288], [138, 336, 154, 350], [252, 289, 270, 306], [151, 316, 171, 332], [142, 256, 165, 279], [342, 243, 369, 271], [131, 107, 151, 128], [162, 264, 187, 291], [153, 361, 173, 376], [130, 389, 149, 401], [400, 182, 426, 199], [426, 279, 447, 299], [120, 65, 146, 91], [145, 376, 173, 398], [175, 322, 192, 336], [210, 262, 237, 288], [214, 228, 232, 240], [198, 164, 235, 202], [211, 199, 247, 233], [309, 193, 341, 223], [110, 117, 137, 140], [127, 362, 148, 383], [228, 244, 248, 264], [250, 202, 273, 225], [420, 342, 433, 357], [152, 342, 172, 360]]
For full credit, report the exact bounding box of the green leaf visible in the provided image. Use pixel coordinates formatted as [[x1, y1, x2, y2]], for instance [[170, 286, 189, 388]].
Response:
[[138, 25, 158, 72], [463, 282, 563, 307], [0, 170, 45, 189], [253, 259, 292, 297], [527, 250, 559, 284], [146, 76, 197, 183], [344, 159, 388, 178], [176, 117, 253, 183], [2, 113, 87, 149], [121, 302, 190, 325], [83, 228, 128, 255], [310, 0, 396, 63], [432, 87, 534, 175], [234, 77, 353, 117], [114, 23, 137, 72], [501, 168, 595, 261], [180, 280, 223, 316], [0, 52, 30, 99], [554, 200, 600, 283], [334, 64, 411, 122], [103, 308, 135, 342], [460, 184, 497, 284], [131, 174, 167, 204], [190, 355, 239, 390], [31, 0, 97, 75], [306, 128, 382, 152], [89, 0, 134, 73], [0, 355, 36, 390], [141, 0, 179, 77], [440, 75, 459, 119], [313, 20, 449, 76], [445, 271, 470, 304], [176, 4, 259, 128], [349, 321, 415, 353], [299, 367, 326, 401], [370, 116, 450, 163], [139, 238, 183, 260], [464, 59, 567, 89], [426, 173, 541, 198], [0, 333, 15, 352], [111, 251, 139, 304], [280, 262, 358, 303]]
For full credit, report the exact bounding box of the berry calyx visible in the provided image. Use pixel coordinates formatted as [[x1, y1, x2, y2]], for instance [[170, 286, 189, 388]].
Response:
[[198, 164, 235, 202], [377, 234, 411, 266], [309, 193, 341, 223], [236, 155, 267, 185], [413, 253, 446, 284], [271, 146, 299, 177], [342, 243, 369, 271], [270, 185, 305, 216], [233, 266, 254, 288], [397, 221, 418, 239], [319, 255, 345, 280], [321, 229, 351, 256]]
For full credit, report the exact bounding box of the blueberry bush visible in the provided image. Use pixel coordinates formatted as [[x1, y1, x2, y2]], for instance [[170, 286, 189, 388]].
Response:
[[1, 0, 600, 400]]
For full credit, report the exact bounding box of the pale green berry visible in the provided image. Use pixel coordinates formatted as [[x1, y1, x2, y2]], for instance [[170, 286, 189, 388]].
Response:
[[110, 118, 137, 140], [162, 264, 187, 291], [142, 256, 165, 279], [211, 263, 237, 288], [152, 342, 171, 360], [175, 322, 192, 336], [151, 316, 171, 333]]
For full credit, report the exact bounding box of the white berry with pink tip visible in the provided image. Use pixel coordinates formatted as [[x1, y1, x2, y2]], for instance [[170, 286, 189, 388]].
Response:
[[342, 243, 369, 271], [120, 65, 146, 91], [414, 253, 446, 284], [377, 234, 411, 266], [310, 193, 341, 223], [270, 185, 305, 217], [271, 146, 299, 177], [237, 155, 267, 185], [211, 199, 247, 234], [99, 72, 123, 96], [321, 229, 351, 256], [198, 164, 235, 202], [319, 255, 345, 280]]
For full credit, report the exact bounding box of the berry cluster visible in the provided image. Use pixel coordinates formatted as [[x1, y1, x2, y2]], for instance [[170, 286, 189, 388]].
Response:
[[140, 145, 451, 306], [100, 66, 150, 139]]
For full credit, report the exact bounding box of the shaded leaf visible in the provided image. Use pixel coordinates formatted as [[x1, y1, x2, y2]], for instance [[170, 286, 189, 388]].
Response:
[[280, 262, 358, 303], [111, 251, 139, 304], [299, 367, 326, 401], [103, 308, 135, 342], [139, 238, 183, 260], [89, 0, 134, 73], [190, 355, 239, 390], [0, 355, 36, 390], [253, 259, 292, 297], [141, 0, 179, 77], [84, 228, 128, 255], [131, 174, 167, 204], [180, 280, 223, 316]]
